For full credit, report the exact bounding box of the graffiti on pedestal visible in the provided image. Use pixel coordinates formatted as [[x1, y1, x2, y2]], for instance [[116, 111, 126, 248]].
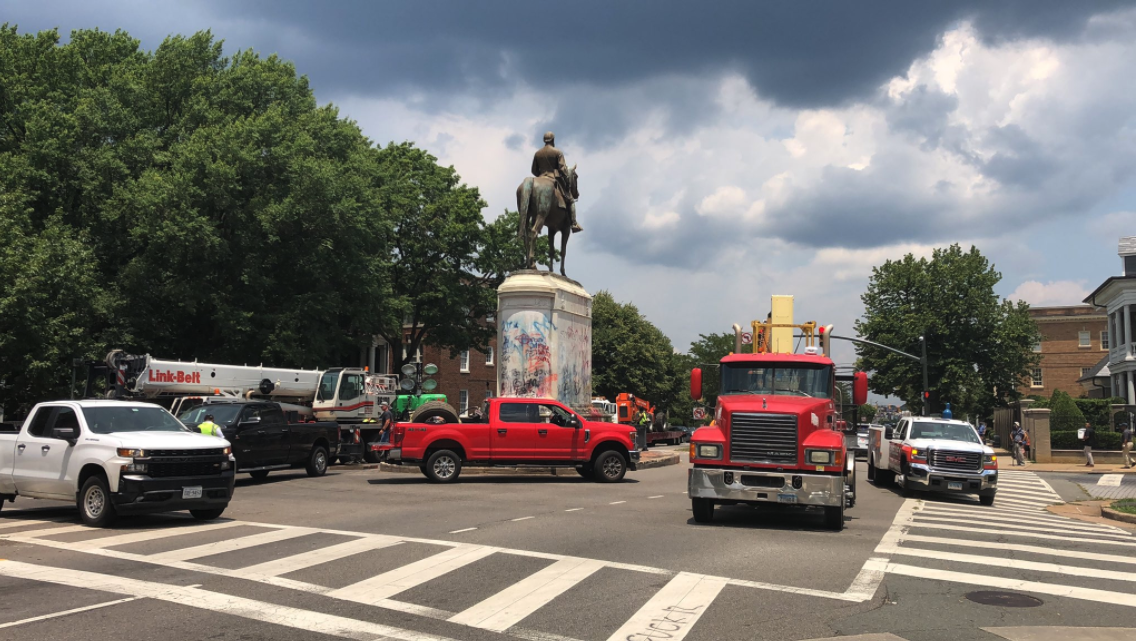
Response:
[[557, 323, 591, 407], [500, 311, 556, 397]]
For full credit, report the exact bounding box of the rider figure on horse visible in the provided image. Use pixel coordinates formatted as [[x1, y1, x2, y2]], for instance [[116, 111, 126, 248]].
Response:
[[532, 131, 583, 233]]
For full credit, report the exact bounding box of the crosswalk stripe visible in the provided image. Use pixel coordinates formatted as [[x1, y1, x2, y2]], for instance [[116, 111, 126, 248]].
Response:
[[897, 533, 1136, 566], [914, 510, 1126, 535], [70, 521, 245, 550], [883, 561, 1136, 608], [449, 557, 606, 631], [992, 497, 1057, 509], [909, 516, 1135, 539], [994, 487, 1060, 499], [921, 503, 1068, 519], [148, 526, 315, 562], [328, 545, 498, 604], [0, 519, 70, 531], [238, 534, 404, 577], [1098, 474, 1124, 487], [884, 544, 1136, 583], [604, 572, 728, 641], [905, 522, 1136, 546]]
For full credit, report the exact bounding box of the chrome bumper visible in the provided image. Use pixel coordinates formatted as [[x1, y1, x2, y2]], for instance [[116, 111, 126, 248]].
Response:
[[688, 467, 843, 507], [905, 464, 997, 494]]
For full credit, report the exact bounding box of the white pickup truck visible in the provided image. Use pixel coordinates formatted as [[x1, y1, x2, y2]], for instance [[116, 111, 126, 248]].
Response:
[[867, 416, 998, 505], [0, 400, 236, 526]]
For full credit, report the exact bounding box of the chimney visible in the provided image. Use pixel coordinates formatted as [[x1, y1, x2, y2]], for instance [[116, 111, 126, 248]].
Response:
[[1122, 237, 1136, 276]]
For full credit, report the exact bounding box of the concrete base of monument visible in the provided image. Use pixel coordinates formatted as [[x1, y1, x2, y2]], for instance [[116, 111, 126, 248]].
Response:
[[497, 270, 593, 411]]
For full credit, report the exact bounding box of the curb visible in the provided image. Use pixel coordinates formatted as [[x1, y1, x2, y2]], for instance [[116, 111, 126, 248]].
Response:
[[1102, 506, 1136, 524], [377, 452, 680, 476], [334, 463, 378, 470]]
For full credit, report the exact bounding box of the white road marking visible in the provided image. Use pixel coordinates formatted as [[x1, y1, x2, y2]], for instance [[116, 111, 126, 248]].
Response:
[[648, 495, 664, 499], [1098, 474, 1124, 487], [0, 559, 460, 641], [916, 508, 1125, 534], [0, 519, 69, 531], [449, 557, 605, 631], [883, 561, 1136, 608], [994, 488, 1062, 500], [610, 501, 626, 505], [881, 544, 1136, 584], [564, 508, 583, 512], [15, 523, 93, 538], [898, 533, 1136, 566], [239, 535, 403, 577], [905, 521, 1136, 546], [72, 521, 245, 550], [0, 597, 139, 629], [511, 516, 535, 522], [328, 545, 497, 604], [605, 572, 728, 641], [449, 527, 478, 534], [148, 526, 315, 562], [909, 515, 1135, 540]]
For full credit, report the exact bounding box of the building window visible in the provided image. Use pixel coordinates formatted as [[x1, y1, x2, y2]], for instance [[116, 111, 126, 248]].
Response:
[[1102, 331, 1110, 350], [1078, 331, 1091, 348], [459, 390, 468, 413], [486, 346, 494, 366], [460, 350, 470, 373], [486, 388, 494, 400], [1032, 340, 1042, 353], [1030, 368, 1043, 388], [401, 345, 422, 363], [1081, 367, 1092, 378]]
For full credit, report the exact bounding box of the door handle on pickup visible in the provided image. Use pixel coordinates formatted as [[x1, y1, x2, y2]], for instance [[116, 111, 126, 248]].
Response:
[[538, 429, 548, 436], [16, 444, 25, 451], [41, 445, 50, 452], [497, 429, 507, 436]]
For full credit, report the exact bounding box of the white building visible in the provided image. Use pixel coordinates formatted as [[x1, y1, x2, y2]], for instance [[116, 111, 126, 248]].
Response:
[[1084, 236, 1136, 404]]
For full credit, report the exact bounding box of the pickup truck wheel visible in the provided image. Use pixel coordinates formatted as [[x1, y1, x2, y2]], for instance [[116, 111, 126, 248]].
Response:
[[306, 445, 329, 477], [593, 451, 627, 483], [363, 436, 383, 464], [866, 459, 876, 481], [824, 502, 845, 531], [190, 508, 226, 521], [692, 498, 715, 523], [249, 470, 270, 480], [979, 493, 996, 507], [425, 450, 462, 483], [79, 476, 117, 527]]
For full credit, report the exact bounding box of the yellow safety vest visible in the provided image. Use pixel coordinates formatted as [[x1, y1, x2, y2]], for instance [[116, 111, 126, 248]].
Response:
[[199, 421, 223, 437]]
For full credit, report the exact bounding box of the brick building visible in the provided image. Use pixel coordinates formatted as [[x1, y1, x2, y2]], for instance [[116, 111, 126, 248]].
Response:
[[1017, 305, 1108, 398]]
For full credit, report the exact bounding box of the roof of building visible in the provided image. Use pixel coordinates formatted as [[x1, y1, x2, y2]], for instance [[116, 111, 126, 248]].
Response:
[[1077, 355, 1111, 383], [1084, 275, 1136, 306]]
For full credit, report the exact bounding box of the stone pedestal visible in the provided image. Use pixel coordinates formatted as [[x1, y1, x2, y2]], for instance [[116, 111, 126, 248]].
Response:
[[497, 271, 592, 411]]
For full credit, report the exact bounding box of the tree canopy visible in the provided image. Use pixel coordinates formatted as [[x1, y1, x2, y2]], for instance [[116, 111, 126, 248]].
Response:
[[853, 244, 1041, 419], [591, 291, 682, 413], [0, 26, 520, 415]]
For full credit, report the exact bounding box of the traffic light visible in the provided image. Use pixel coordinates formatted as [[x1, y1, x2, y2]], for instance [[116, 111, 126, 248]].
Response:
[[819, 324, 834, 356]]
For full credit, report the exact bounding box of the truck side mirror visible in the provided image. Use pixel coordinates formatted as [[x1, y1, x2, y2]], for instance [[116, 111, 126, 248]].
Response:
[[884, 426, 895, 440], [852, 372, 868, 406], [240, 415, 261, 426], [691, 368, 703, 401], [53, 427, 78, 444]]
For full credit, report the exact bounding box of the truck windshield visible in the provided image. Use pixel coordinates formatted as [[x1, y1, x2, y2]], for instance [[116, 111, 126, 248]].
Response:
[[317, 371, 338, 401], [909, 422, 980, 444], [178, 405, 242, 425], [720, 363, 832, 398], [83, 407, 193, 434]]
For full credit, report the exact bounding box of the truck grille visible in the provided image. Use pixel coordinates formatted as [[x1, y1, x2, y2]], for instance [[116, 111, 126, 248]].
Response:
[[149, 448, 226, 458], [148, 460, 225, 478], [929, 449, 981, 472], [730, 413, 797, 464]]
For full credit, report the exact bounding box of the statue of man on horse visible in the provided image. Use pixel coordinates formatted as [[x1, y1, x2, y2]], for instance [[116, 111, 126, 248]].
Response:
[[517, 131, 581, 276]]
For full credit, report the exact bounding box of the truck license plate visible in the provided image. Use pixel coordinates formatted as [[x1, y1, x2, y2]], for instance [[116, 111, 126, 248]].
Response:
[[948, 482, 963, 491], [182, 486, 203, 500], [777, 493, 797, 504]]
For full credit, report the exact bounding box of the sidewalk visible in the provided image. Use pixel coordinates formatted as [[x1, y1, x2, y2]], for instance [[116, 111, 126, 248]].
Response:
[[992, 447, 1136, 474]]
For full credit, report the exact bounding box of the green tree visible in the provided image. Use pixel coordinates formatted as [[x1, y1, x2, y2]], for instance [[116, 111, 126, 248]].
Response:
[[591, 291, 677, 411], [1049, 389, 1086, 433], [854, 244, 1041, 419], [859, 404, 878, 422], [685, 332, 735, 412]]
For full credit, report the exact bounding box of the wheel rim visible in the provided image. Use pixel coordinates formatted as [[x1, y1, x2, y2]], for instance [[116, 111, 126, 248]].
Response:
[[85, 485, 105, 519], [602, 456, 623, 478], [315, 450, 327, 472], [433, 455, 456, 479]]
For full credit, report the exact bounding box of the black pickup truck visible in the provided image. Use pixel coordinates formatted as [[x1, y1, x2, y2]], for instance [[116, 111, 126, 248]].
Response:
[[179, 401, 340, 480]]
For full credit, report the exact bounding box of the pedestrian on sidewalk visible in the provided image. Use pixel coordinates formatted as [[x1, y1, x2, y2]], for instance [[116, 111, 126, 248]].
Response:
[[978, 421, 987, 443], [1011, 422, 1026, 466], [1081, 421, 1095, 468], [1122, 422, 1134, 469]]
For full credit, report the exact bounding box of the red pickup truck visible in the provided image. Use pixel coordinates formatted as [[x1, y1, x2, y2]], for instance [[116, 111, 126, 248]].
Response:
[[376, 398, 640, 483]]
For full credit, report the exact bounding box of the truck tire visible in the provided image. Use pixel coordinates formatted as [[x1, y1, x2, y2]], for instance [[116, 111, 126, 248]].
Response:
[[306, 445, 329, 477], [363, 436, 383, 464], [866, 458, 876, 482], [79, 475, 117, 528], [425, 449, 462, 483], [593, 450, 628, 483], [692, 498, 715, 523], [411, 401, 460, 424], [190, 508, 226, 521], [979, 493, 995, 506], [249, 470, 270, 480], [824, 502, 844, 531]]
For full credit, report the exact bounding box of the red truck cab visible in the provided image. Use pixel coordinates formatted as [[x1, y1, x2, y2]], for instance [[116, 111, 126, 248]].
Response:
[[687, 353, 865, 530], [377, 398, 640, 483]]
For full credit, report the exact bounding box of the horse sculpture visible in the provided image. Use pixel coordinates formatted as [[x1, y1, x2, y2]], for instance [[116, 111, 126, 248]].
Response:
[[517, 165, 578, 276]]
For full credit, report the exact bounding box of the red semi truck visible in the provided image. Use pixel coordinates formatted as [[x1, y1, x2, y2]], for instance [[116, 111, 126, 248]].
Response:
[[375, 398, 640, 483], [687, 307, 866, 531]]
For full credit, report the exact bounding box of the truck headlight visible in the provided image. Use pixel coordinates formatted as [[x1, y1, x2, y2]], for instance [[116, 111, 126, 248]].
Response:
[[121, 463, 147, 474], [117, 448, 146, 458], [696, 444, 722, 459], [807, 450, 833, 465], [222, 446, 232, 456]]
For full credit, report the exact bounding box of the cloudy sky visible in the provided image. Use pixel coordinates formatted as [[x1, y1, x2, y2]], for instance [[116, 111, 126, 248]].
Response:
[[5, 0, 1136, 378]]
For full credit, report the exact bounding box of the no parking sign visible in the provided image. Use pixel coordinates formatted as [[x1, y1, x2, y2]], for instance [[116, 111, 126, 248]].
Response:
[[741, 332, 753, 345], [693, 407, 706, 420]]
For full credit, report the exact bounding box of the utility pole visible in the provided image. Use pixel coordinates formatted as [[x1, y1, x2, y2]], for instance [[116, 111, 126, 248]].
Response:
[[920, 336, 929, 417]]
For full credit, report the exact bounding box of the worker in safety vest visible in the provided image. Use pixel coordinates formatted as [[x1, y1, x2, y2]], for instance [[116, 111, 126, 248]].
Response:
[[198, 414, 223, 438]]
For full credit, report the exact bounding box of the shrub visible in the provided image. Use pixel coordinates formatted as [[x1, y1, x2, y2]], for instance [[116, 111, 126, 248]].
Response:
[[1073, 397, 1126, 429], [1049, 390, 1086, 433], [1051, 430, 1122, 450]]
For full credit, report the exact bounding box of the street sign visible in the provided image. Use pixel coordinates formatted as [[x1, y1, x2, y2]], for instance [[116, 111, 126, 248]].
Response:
[[741, 332, 752, 345], [693, 407, 706, 420]]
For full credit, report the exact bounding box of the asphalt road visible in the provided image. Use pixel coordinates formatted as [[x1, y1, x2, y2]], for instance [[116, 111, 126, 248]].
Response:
[[1, 447, 1134, 641]]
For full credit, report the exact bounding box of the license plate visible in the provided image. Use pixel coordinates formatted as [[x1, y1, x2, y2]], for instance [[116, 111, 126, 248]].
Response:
[[948, 482, 963, 491], [182, 486, 203, 500], [777, 493, 797, 504]]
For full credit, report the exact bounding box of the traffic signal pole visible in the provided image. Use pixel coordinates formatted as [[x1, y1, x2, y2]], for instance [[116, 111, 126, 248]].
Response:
[[830, 334, 931, 416], [920, 336, 929, 417]]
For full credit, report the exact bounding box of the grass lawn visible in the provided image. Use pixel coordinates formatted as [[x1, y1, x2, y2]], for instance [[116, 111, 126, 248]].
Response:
[[1112, 499, 1136, 515]]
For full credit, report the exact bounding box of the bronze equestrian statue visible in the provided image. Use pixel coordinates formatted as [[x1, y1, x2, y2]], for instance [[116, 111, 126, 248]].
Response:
[[517, 131, 580, 276]]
